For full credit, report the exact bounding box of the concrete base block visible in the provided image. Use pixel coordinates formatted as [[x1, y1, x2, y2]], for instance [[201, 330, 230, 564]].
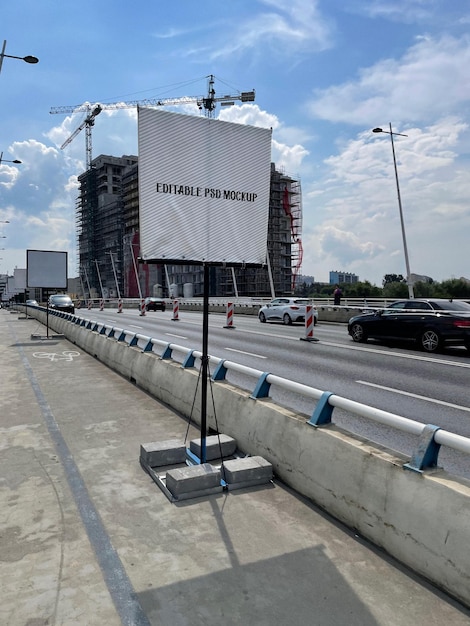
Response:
[[166, 463, 222, 499], [222, 456, 273, 489], [189, 434, 237, 461], [140, 439, 187, 467]]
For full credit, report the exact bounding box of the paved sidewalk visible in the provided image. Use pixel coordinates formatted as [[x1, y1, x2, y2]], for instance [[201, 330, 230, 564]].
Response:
[[1, 308, 470, 625]]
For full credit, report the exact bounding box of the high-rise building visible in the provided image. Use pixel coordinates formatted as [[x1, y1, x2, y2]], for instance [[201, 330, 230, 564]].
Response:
[[76, 155, 138, 298]]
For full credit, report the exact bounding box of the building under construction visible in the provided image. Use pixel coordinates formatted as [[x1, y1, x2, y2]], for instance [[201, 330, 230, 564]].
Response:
[[76, 155, 138, 299], [76, 156, 303, 299]]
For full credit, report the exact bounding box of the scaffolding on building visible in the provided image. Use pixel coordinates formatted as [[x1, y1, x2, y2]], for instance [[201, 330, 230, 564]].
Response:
[[282, 177, 303, 292]]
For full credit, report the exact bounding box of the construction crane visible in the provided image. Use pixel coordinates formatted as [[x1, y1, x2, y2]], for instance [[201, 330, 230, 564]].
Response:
[[51, 75, 255, 169], [59, 105, 102, 170]]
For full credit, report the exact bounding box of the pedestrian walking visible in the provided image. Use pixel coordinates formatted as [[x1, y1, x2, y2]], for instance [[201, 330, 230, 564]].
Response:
[[333, 285, 342, 306]]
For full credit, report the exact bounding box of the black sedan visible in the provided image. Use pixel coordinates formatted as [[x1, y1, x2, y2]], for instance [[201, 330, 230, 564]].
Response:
[[348, 298, 470, 353]]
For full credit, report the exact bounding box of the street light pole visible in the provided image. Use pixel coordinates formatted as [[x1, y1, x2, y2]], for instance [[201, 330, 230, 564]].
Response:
[[0, 151, 21, 165], [373, 123, 414, 299], [0, 40, 39, 74]]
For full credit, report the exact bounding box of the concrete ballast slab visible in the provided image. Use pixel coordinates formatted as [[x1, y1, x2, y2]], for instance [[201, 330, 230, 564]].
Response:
[[166, 463, 221, 497], [189, 434, 237, 460], [222, 456, 273, 487], [140, 439, 187, 467]]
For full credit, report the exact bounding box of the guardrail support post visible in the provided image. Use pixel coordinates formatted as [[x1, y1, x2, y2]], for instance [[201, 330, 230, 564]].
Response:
[[308, 391, 334, 426], [161, 343, 173, 359], [250, 372, 271, 399], [182, 350, 196, 368], [212, 360, 228, 381], [404, 424, 441, 473], [142, 339, 154, 352]]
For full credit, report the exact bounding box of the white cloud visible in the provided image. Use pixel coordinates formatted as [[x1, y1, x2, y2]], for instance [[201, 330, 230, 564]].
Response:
[[300, 116, 470, 284], [186, 0, 334, 61], [355, 0, 438, 23], [308, 35, 470, 124]]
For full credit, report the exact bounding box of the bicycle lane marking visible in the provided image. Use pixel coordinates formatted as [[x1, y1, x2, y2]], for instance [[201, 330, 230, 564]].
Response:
[[11, 328, 151, 626]]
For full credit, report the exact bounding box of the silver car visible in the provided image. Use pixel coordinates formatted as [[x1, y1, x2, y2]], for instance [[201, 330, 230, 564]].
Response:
[[258, 298, 318, 325]]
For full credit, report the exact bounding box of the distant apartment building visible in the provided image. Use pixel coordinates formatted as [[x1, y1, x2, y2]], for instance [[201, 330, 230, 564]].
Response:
[[329, 271, 359, 285], [76, 156, 302, 298]]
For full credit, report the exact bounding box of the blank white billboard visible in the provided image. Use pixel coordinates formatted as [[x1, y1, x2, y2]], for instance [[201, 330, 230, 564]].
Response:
[[27, 250, 68, 289], [138, 107, 272, 265]]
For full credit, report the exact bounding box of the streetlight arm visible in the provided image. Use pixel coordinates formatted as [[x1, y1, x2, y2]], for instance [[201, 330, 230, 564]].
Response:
[[0, 40, 39, 74]]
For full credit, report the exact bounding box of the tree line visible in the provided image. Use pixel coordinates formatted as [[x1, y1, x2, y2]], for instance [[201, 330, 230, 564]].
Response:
[[295, 276, 470, 300]]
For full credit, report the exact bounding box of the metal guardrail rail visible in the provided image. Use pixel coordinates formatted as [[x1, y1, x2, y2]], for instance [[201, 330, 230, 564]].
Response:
[[25, 305, 470, 474]]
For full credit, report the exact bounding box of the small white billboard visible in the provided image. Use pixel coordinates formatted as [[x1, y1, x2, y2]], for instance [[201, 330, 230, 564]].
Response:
[[138, 107, 272, 265], [27, 250, 68, 289]]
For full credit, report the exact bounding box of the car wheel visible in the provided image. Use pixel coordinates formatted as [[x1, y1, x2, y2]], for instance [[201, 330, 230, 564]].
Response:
[[350, 323, 367, 343], [283, 313, 292, 325], [419, 329, 441, 353], [465, 341, 470, 354], [259, 312, 266, 323]]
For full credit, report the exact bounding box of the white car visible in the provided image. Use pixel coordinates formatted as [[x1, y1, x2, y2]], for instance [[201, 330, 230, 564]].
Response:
[[258, 298, 318, 325]]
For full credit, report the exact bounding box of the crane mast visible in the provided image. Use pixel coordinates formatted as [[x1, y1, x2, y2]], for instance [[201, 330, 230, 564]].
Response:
[[51, 75, 255, 168], [60, 105, 102, 170]]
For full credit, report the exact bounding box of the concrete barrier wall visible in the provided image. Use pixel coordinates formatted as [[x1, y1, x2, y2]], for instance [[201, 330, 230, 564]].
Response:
[[31, 310, 470, 607]]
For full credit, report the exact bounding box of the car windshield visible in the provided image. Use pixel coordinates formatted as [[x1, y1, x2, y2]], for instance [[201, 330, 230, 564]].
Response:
[[430, 300, 470, 312], [51, 296, 71, 304]]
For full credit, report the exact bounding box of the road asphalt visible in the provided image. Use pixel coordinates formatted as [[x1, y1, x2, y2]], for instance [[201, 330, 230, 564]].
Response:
[[1, 307, 470, 625]]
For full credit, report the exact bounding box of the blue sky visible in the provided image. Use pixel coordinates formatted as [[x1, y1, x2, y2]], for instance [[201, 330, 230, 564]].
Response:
[[1, 0, 469, 286]]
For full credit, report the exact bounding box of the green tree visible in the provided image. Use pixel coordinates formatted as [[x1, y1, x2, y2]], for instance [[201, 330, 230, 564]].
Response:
[[339, 281, 382, 298], [438, 279, 470, 299], [382, 281, 408, 298]]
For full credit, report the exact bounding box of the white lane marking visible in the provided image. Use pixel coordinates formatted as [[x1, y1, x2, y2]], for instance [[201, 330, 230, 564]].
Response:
[[336, 342, 470, 367], [224, 347, 267, 359], [128, 325, 143, 329], [357, 380, 470, 413], [165, 333, 188, 339], [241, 329, 470, 369]]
